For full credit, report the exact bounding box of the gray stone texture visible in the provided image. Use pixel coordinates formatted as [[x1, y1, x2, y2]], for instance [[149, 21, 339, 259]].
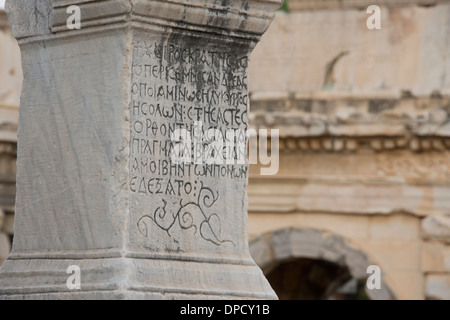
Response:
[[0, 0, 281, 299]]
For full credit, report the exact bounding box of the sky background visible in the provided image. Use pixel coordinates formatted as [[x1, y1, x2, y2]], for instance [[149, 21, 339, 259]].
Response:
[[0, 1, 4, 9]]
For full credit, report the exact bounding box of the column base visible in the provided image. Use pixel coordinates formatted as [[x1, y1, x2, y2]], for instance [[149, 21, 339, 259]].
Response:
[[0, 251, 277, 300]]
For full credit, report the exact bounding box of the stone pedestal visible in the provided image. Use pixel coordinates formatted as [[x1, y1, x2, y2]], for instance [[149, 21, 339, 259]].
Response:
[[0, 0, 280, 299]]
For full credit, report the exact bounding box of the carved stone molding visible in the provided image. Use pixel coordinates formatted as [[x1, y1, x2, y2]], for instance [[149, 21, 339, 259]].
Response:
[[274, 136, 450, 153], [249, 96, 450, 149], [7, 0, 281, 43]]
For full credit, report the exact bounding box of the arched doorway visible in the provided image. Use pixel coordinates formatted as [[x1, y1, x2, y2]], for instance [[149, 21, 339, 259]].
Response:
[[250, 228, 396, 300]]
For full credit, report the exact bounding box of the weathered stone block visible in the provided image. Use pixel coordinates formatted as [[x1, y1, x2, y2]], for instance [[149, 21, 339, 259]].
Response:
[[0, 0, 281, 300], [369, 215, 420, 241], [422, 242, 450, 273], [363, 240, 421, 272], [425, 275, 450, 300], [422, 215, 450, 244], [250, 4, 450, 97]]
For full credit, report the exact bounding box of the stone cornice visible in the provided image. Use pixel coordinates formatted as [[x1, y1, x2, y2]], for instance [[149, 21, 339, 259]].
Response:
[[7, 0, 282, 42], [249, 95, 450, 139], [274, 136, 450, 153], [288, 0, 450, 11], [250, 95, 450, 153]]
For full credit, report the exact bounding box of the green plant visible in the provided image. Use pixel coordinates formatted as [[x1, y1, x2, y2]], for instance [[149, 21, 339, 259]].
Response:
[[279, 0, 290, 12]]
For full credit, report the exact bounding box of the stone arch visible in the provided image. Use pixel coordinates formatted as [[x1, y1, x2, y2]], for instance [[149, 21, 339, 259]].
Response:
[[250, 228, 396, 300]]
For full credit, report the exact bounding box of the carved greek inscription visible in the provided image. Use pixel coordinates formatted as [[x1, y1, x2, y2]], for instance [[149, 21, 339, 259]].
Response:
[[131, 39, 249, 250]]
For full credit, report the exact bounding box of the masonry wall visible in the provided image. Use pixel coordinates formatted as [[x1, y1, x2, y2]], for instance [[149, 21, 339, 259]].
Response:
[[248, 0, 450, 300]]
